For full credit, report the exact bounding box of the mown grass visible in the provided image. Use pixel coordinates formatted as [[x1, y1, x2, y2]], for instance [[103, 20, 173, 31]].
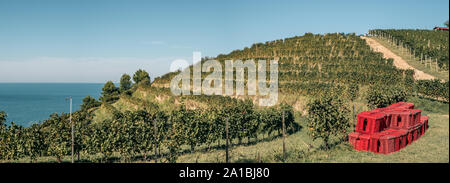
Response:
[[372, 37, 449, 81]]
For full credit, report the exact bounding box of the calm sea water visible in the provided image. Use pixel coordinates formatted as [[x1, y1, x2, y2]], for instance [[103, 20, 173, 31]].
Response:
[[0, 83, 104, 127]]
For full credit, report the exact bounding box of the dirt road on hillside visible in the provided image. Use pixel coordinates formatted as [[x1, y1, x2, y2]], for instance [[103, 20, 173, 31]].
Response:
[[361, 36, 435, 80]]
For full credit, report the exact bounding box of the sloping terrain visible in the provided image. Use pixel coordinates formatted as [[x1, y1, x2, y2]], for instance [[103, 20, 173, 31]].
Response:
[[153, 33, 409, 99], [93, 33, 414, 123], [361, 36, 435, 80]]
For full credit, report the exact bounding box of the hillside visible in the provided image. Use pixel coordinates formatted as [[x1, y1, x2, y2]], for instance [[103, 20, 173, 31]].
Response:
[[370, 29, 449, 72], [361, 36, 435, 80], [94, 33, 414, 123], [2, 32, 448, 163], [154, 33, 408, 99], [87, 32, 449, 163]]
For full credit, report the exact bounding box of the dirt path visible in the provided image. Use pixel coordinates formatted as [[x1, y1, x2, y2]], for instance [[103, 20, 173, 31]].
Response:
[[361, 36, 435, 80]]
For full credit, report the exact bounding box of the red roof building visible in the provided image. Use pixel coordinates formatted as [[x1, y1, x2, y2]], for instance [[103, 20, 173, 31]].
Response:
[[433, 27, 449, 31]]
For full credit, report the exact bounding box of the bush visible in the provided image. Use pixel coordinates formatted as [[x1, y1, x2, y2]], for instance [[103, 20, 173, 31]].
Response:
[[307, 96, 350, 149], [366, 85, 408, 109], [415, 79, 449, 102], [0, 111, 6, 126]]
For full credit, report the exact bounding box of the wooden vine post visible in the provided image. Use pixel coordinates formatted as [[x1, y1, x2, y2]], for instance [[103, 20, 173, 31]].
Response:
[[282, 110, 286, 161], [225, 117, 229, 163]]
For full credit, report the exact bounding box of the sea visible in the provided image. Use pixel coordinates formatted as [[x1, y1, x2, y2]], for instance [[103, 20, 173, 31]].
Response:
[[0, 83, 104, 127]]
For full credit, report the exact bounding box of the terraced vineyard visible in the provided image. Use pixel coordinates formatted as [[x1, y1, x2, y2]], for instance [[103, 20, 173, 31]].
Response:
[[154, 33, 409, 99], [369, 29, 449, 70], [1, 32, 447, 163]]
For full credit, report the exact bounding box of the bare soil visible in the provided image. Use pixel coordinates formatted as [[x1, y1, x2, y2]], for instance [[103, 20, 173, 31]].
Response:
[[361, 36, 435, 80]]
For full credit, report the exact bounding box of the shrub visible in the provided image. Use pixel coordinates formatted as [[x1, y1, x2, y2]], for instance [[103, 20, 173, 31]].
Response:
[[307, 96, 350, 149], [366, 85, 408, 109]]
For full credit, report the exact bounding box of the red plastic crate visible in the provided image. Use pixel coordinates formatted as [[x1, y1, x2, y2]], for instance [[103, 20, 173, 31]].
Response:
[[420, 116, 429, 134], [406, 130, 413, 145], [409, 109, 422, 126], [378, 131, 397, 154], [348, 132, 360, 148], [369, 132, 384, 153], [384, 109, 418, 129], [355, 111, 387, 134], [394, 129, 408, 150], [348, 103, 428, 154], [354, 134, 371, 151], [386, 102, 414, 110], [411, 124, 422, 141]]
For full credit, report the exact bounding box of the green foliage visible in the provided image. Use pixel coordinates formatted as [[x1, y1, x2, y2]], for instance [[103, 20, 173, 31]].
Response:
[[2, 122, 26, 160], [100, 81, 120, 103], [404, 69, 415, 92], [133, 69, 151, 85], [153, 33, 407, 98], [370, 29, 449, 70], [0, 111, 6, 126], [223, 99, 258, 144], [23, 124, 45, 162], [366, 85, 408, 109], [307, 96, 349, 149], [346, 83, 359, 101], [42, 113, 71, 163], [120, 74, 132, 95], [259, 107, 282, 137], [172, 106, 205, 151], [1, 32, 421, 162], [81, 96, 101, 112], [415, 79, 449, 102]]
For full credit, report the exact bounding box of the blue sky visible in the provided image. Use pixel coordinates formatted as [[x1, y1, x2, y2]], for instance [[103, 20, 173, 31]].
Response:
[[0, 0, 448, 83]]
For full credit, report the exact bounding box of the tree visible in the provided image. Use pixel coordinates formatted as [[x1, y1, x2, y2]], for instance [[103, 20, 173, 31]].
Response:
[[445, 20, 449, 27], [120, 74, 132, 94], [133, 69, 151, 85], [81, 96, 101, 112], [99, 81, 120, 103], [307, 96, 349, 149]]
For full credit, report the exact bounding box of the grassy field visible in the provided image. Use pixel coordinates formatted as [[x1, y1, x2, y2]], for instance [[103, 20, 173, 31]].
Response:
[[372, 37, 449, 81]]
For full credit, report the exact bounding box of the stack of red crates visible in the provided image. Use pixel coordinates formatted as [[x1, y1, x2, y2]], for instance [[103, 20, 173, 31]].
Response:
[[348, 102, 429, 154]]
